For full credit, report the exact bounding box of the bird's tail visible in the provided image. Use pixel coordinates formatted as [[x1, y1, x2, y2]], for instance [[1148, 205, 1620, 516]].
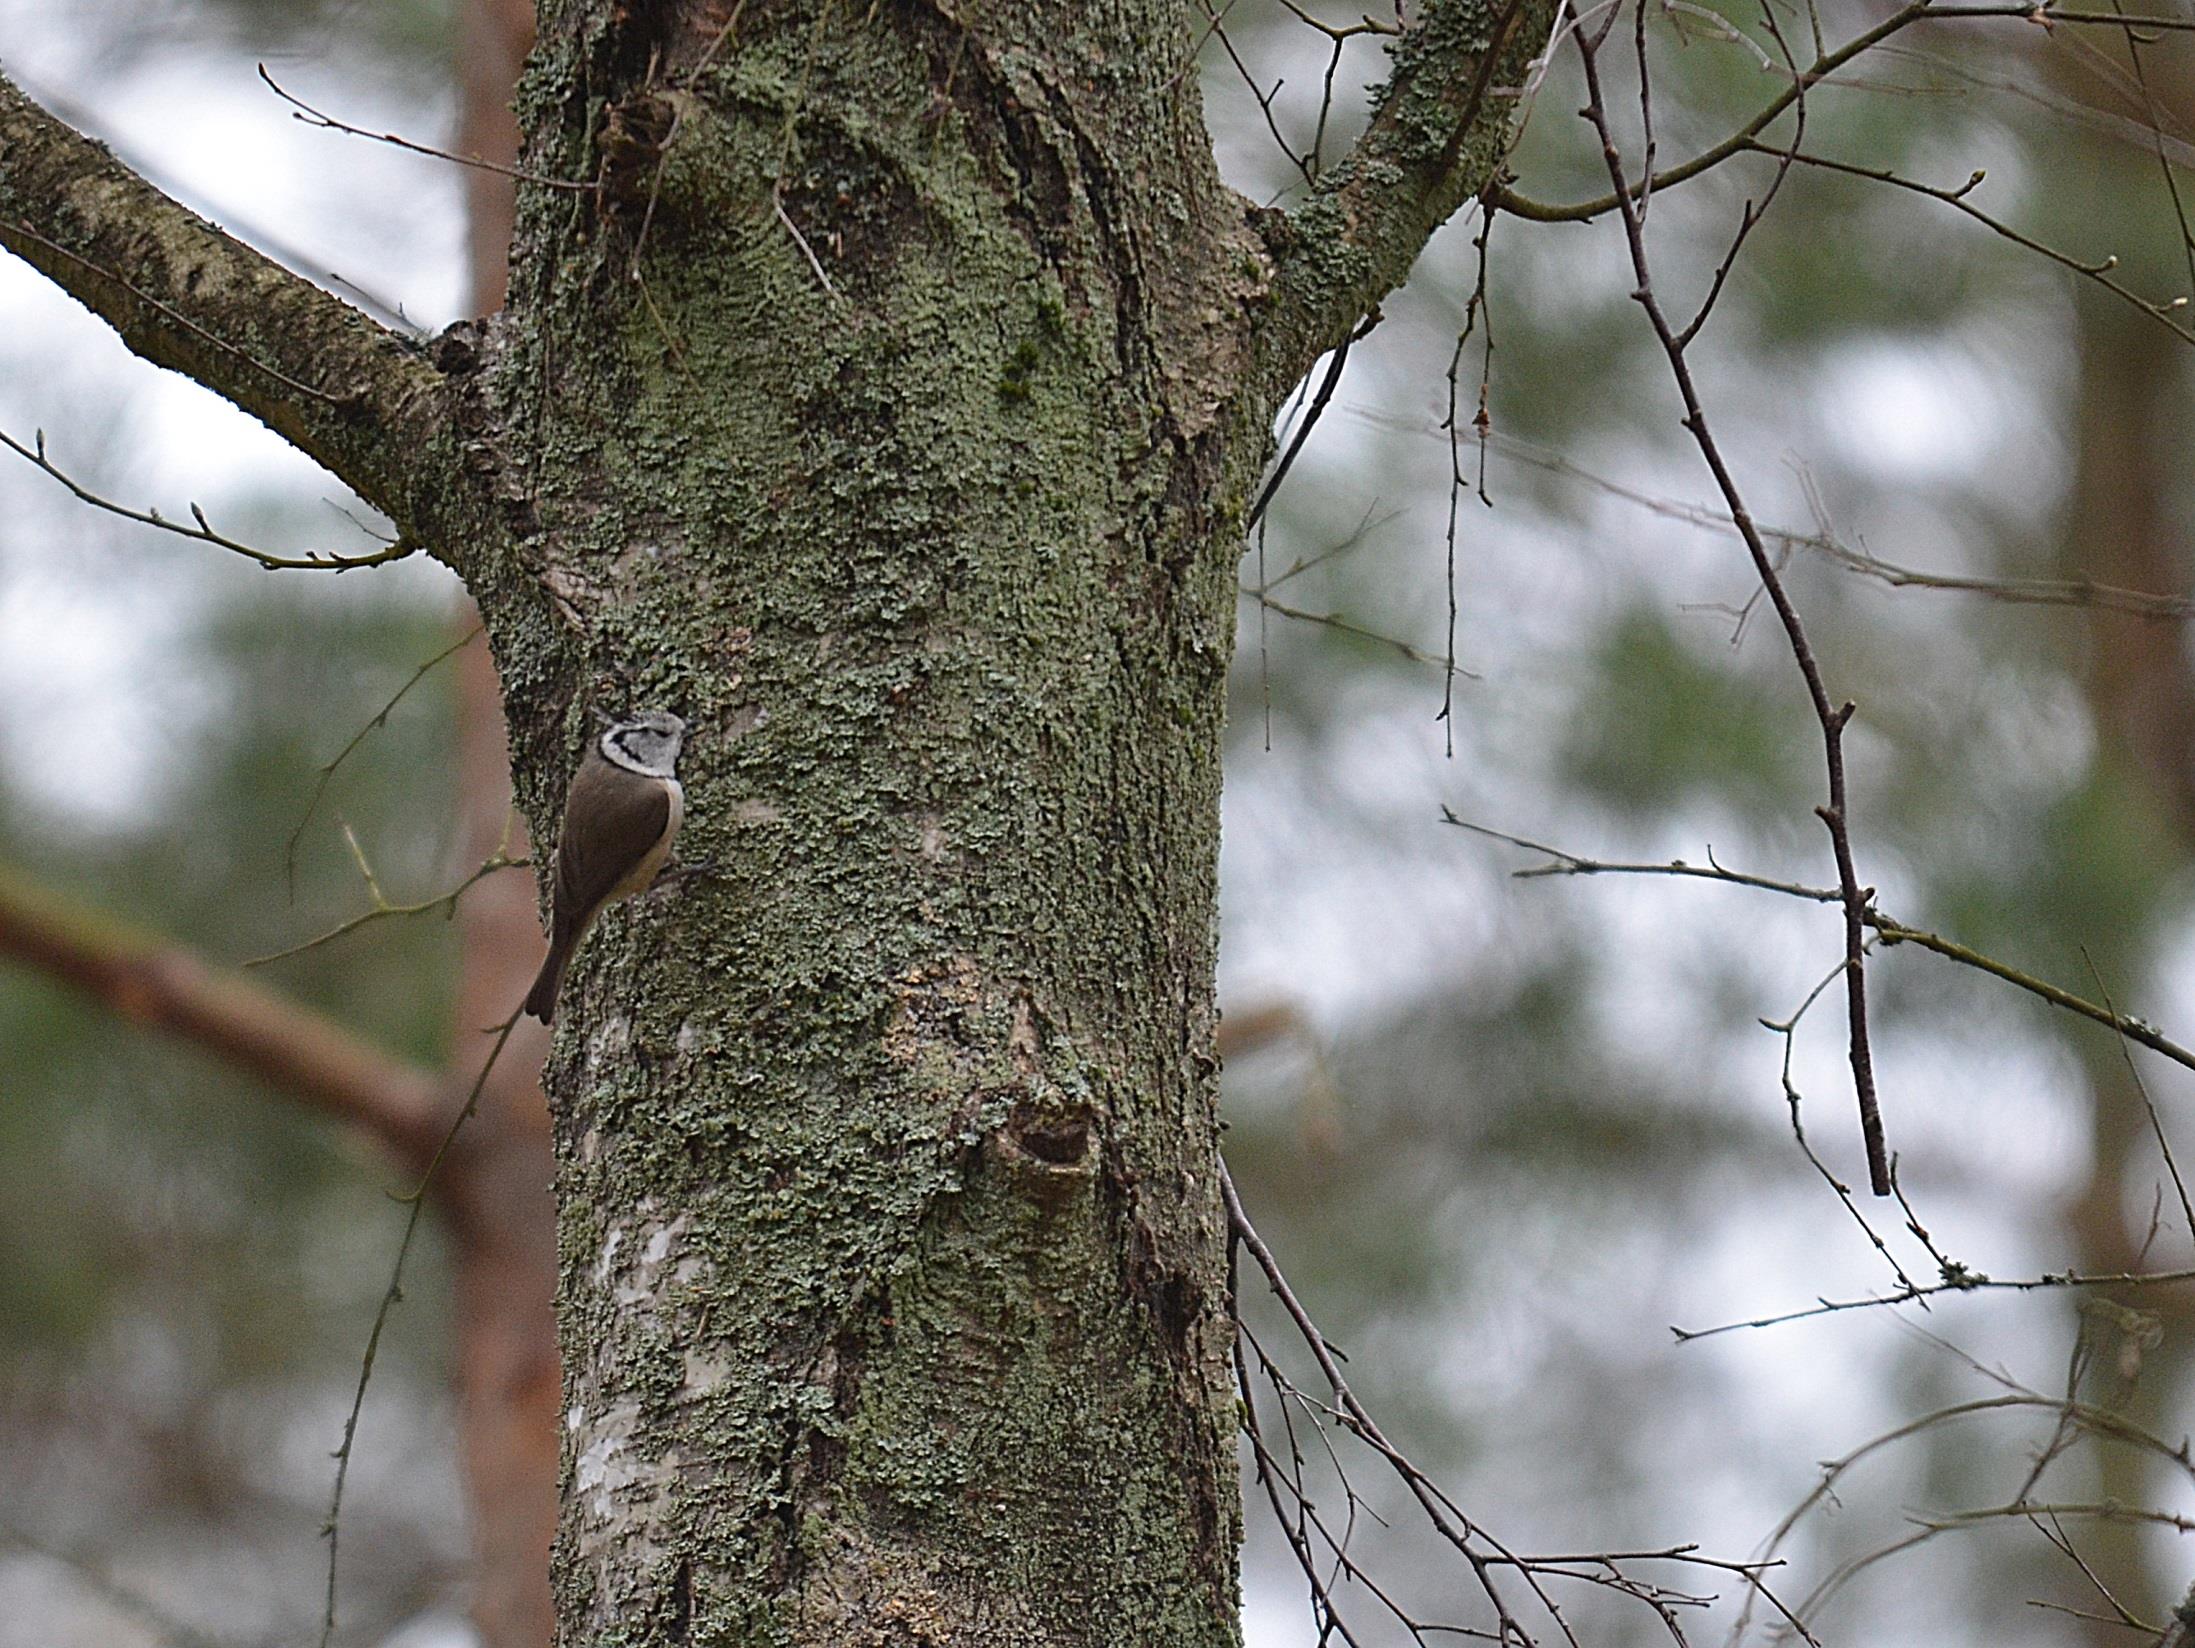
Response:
[[524, 941, 567, 1023]]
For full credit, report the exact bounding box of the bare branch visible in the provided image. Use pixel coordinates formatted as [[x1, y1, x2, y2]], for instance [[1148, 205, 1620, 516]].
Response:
[[0, 427, 418, 571], [1227, 1160, 1821, 1643], [0, 861, 444, 1173], [1675, 1262, 2195, 1339], [1495, 2, 2195, 229], [1444, 812, 2195, 1075], [1241, 587, 1481, 672], [0, 70, 452, 535], [283, 625, 485, 896], [1338, 412, 2195, 621], [1494, 0, 1939, 223], [1741, 139, 2195, 346], [2083, 951, 2195, 1258], [247, 842, 529, 969], [1566, 8, 1890, 1193], [322, 1005, 525, 1648], [257, 65, 593, 192]]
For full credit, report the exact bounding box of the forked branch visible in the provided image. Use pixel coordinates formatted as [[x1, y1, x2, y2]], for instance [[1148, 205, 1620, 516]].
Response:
[[1254, 0, 1556, 393]]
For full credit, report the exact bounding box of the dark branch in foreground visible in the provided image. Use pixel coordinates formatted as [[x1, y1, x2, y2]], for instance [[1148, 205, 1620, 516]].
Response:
[[1493, 0, 2195, 228], [1674, 1262, 2195, 1340], [1223, 1161, 1820, 1645], [1566, 4, 1890, 1193], [1494, 0, 1940, 223]]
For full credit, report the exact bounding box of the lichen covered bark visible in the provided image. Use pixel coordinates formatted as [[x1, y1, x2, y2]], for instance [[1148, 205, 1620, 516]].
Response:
[[476, 1, 1265, 1640], [0, 3, 1545, 1639]]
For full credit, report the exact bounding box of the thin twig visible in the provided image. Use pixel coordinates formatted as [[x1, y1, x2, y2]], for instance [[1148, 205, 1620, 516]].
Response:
[[1338, 413, 2195, 622], [1225, 1162, 1540, 1642], [1227, 1159, 1819, 1644], [773, 190, 844, 303], [283, 626, 484, 898], [258, 67, 595, 190], [1495, 0, 1942, 223], [1674, 1265, 2195, 1340], [1741, 139, 2195, 346], [0, 427, 416, 571], [1246, 590, 1480, 673], [320, 1005, 527, 1648], [1765, 950, 1927, 1297], [247, 848, 528, 968], [2083, 950, 2195, 1257], [1443, 812, 2195, 1074]]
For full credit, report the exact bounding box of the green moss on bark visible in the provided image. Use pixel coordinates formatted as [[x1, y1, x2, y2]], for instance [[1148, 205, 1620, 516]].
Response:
[[493, 3, 1252, 1643], [427, 2, 1550, 1642]]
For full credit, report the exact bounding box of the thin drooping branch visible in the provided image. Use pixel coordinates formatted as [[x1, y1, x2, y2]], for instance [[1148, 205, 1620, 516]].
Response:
[[322, 1004, 525, 1648], [0, 71, 452, 537], [257, 66, 592, 193], [246, 845, 528, 968], [1253, 0, 1555, 392], [1741, 139, 2195, 347], [0, 427, 420, 571], [1722, 1382, 2195, 1640], [1225, 1162, 1822, 1645], [1476, 427, 2195, 620], [0, 862, 445, 1173], [1489, 0, 2195, 227], [1675, 1261, 2195, 1340], [283, 625, 486, 895]]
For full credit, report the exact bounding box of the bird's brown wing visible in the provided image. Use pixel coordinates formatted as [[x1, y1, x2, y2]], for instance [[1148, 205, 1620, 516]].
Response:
[[552, 752, 673, 943]]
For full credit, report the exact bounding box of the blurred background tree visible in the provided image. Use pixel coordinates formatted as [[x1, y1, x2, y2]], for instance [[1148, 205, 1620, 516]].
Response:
[[5, 2, 2195, 1645]]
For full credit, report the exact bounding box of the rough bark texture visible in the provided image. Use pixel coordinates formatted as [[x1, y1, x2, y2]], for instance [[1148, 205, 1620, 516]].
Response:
[[0, 0, 1547, 1636], [487, 5, 1265, 1638], [480, 2, 1543, 1639]]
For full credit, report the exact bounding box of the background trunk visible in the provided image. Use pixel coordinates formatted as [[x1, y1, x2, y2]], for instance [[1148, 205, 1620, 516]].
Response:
[[447, 3, 561, 1644], [2044, 45, 2195, 1639]]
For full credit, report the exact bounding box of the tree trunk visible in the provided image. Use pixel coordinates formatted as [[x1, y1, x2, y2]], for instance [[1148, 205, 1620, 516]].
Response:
[[490, 6, 1263, 1636], [0, 0, 1543, 1632], [2058, 215, 2195, 1648]]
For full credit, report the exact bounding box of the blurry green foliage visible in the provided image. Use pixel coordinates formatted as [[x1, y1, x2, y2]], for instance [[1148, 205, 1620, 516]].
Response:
[[1556, 606, 1813, 815]]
